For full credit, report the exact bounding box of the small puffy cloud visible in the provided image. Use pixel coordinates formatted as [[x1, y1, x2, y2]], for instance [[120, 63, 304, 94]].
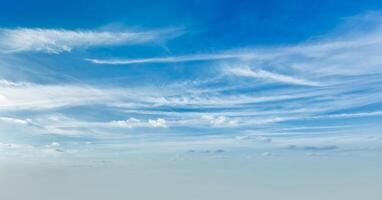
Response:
[[44, 142, 64, 153], [51, 142, 60, 147], [148, 118, 167, 128], [112, 118, 141, 128], [111, 118, 168, 128], [45, 142, 61, 148]]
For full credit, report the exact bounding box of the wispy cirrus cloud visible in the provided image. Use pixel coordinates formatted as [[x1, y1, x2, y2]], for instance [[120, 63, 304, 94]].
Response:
[[228, 66, 321, 86], [0, 79, 119, 110], [0, 117, 33, 125], [0, 27, 182, 54], [86, 21, 382, 78], [85, 53, 258, 64], [2, 12, 382, 157]]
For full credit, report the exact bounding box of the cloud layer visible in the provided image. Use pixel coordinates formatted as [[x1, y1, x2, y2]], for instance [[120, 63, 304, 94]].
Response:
[[1, 12, 382, 158]]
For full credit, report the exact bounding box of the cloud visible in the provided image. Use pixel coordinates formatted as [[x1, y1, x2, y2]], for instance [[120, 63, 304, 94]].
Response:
[[0, 79, 309, 113], [0, 117, 33, 125], [287, 144, 338, 151], [0, 80, 120, 110], [148, 118, 168, 128], [1, 77, 380, 134], [2, 12, 382, 157], [0, 28, 181, 54], [86, 19, 382, 78], [86, 53, 256, 64], [235, 135, 272, 142], [111, 118, 141, 128], [235, 135, 250, 140], [0, 94, 8, 105], [111, 118, 168, 128], [319, 111, 382, 119], [201, 115, 238, 127], [228, 66, 321, 86], [51, 142, 60, 147], [45, 142, 60, 148], [0, 80, 32, 87]]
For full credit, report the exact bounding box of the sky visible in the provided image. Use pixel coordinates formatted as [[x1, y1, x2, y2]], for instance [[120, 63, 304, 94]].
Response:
[[1, 1, 382, 199]]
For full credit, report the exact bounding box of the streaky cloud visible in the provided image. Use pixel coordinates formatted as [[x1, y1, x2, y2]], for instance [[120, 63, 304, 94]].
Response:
[[0, 117, 33, 125], [314, 110, 382, 119], [0, 27, 182, 54], [85, 53, 257, 65], [228, 66, 322, 86]]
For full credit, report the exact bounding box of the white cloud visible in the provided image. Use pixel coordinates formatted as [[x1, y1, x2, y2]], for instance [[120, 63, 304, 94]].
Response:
[[86, 27, 382, 68], [1, 13, 382, 144], [49, 142, 60, 147], [229, 66, 321, 86], [234, 135, 271, 142], [85, 18, 382, 78], [51, 142, 60, 147], [0, 80, 120, 110], [235, 135, 251, 141], [0, 80, 31, 87], [148, 118, 168, 128], [321, 111, 382, 119], [86, 53, 256, 65], [110, 118, 168, 128], [0, 94, 8, 105], [0, 117, 33, 125], [0, 28, 181, 54], [1, 78, 380, 133], [111, 118, 141, 128]]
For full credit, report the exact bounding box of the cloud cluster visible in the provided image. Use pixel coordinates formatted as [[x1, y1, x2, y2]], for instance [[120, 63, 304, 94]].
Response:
[[111, 118, 168, 128]]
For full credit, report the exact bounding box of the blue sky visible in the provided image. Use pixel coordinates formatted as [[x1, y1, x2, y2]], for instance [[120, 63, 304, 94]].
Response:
[[2, 1, 382, 200], [0, 0, 382, 161]]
